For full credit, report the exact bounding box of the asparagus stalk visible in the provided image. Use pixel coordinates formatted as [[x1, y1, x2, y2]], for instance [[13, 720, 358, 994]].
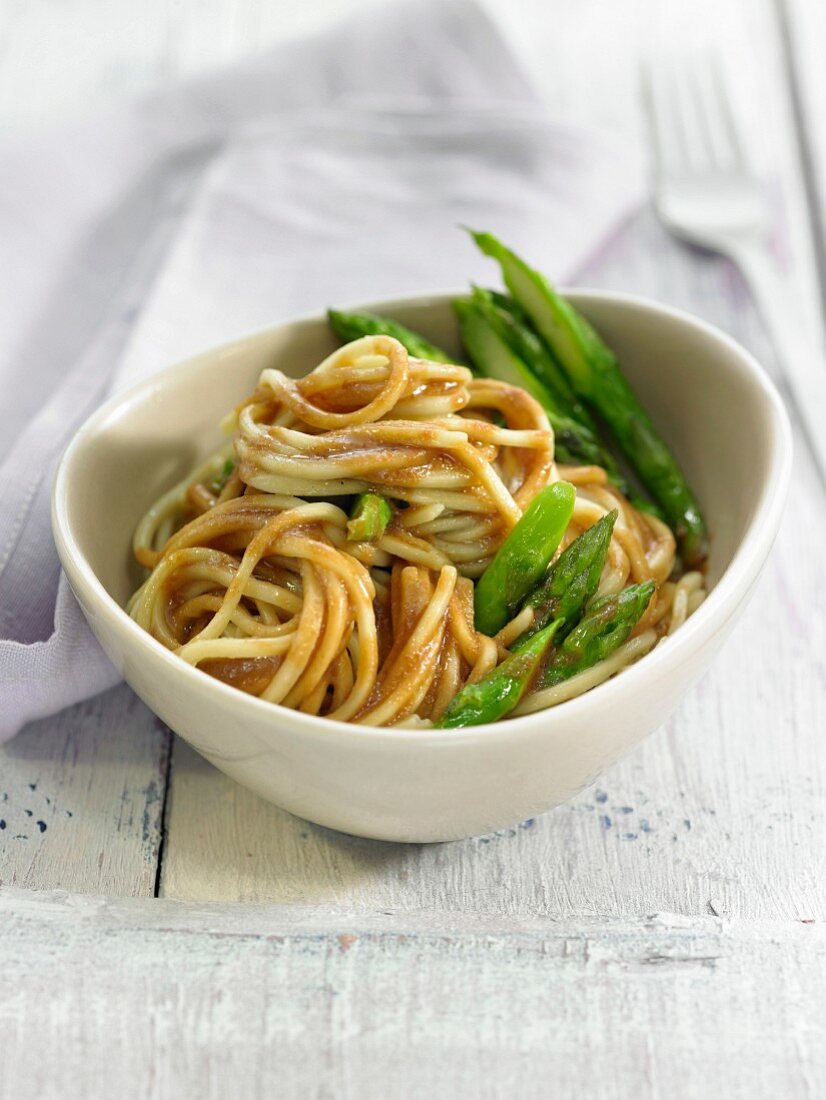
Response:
[[455, 295, 637, 497], [438, 578, 653, 728], [454, 297, 617, 472], [483, 293, 665, 522], [479, 288, 597, 431], [470, 231, 708, 565], [437, 620, 561, 728], [454, 297, 562, 409], [347, 493, 393, 542], [206, 457, 235, 496], [515, 510, 617, 645], [474, 480, 576, 637], [328, 301, 643, 509], [438, 513, 616, 727], [328, 309, 456, 364], [541, 581, 655, 688]]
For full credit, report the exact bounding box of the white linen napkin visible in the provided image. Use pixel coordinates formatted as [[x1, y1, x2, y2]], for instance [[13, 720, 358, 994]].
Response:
[[0, 0, 644, 741]]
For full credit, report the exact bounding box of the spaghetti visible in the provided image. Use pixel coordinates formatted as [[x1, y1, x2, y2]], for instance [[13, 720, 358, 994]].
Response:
[[128, 335, 705, 726]]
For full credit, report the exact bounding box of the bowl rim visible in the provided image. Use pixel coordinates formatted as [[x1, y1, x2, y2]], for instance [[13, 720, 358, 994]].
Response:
[[52, 286, 793, 744]]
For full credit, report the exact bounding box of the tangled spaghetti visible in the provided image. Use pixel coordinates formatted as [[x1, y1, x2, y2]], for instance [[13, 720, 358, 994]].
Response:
[[128, 335, 706, 726]]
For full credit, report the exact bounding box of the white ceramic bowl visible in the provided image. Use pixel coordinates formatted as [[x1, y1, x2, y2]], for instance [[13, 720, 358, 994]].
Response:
[[52, 291, 791, 842]]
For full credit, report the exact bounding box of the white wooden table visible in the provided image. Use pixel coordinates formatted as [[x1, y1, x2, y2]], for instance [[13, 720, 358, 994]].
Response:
[[1, 0, 825, 1095]]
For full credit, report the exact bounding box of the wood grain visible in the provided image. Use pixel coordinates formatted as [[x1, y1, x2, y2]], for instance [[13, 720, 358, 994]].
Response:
[[1, 887, 823, 1100], [0, 686, 169, 896]]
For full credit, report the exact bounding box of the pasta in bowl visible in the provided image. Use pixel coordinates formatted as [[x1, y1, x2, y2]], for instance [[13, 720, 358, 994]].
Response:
[[126, 332, 702, 728], [53, 261, 790, 839]]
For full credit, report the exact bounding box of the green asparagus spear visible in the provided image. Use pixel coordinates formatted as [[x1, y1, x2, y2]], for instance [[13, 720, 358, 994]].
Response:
[[474, 480, 576, 637], [477, 287, 596, 430], [483, 288, 664, 519], [438, 579, 653, 728], [438, 513, 617, 727], [347, 493, 393, 542], [453, 297, 563, 411], [515, 510, 617, 645], [541, 581, 655, 688], [455, 296, 584, 466], [328, 308, 456, 364], [206, 457, 235, 496], [465, 289, 634, 493], [437, 620, 561, 727], [470, 231, 708, 565]]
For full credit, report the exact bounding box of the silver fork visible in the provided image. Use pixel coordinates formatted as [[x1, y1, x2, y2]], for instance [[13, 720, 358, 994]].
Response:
[[645, 55, 826, 478]]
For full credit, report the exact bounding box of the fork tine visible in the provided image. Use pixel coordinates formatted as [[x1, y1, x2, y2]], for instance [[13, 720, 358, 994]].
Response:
[[645, 53, 749, 177], [677, 59, 720, 170], [707, 56, 747, 170], [641, 64, 667, 174], [643, 61, 689, 178]]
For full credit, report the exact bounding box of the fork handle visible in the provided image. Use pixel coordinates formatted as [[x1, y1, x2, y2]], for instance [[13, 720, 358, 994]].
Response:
[[730, 239, 826, 480]]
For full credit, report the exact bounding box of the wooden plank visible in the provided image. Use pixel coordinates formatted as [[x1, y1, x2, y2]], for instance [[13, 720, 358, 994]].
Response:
[[0, 888, 823, 1099], [160, 0, 826, 916], [0, 686, 169, 896]]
